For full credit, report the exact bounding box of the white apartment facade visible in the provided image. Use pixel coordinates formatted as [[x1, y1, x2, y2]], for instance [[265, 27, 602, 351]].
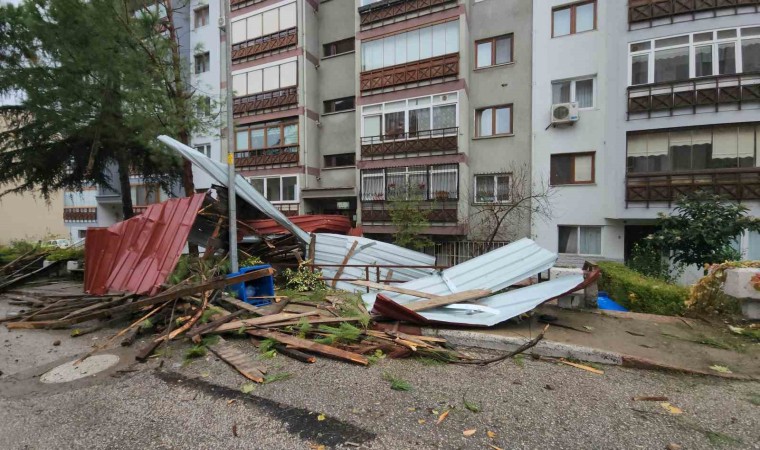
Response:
[[532, 0, 760, 265]]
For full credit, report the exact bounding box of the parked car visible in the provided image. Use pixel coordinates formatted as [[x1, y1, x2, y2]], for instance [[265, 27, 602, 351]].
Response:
[[43, 239, 71, 249]]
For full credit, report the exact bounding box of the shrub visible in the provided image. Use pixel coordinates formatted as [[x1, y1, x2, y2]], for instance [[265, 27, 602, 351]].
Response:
[[627, 240, 682, 283], [687, 261, 758, 316], [282, 263, 326, 292], [597, 261, 689, 316]]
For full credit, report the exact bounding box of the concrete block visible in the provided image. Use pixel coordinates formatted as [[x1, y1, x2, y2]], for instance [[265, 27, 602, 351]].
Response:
[[723, 268, 760, 300], [66, 260, 80, 272], [740, 299, 760, 320], [558, 293, 584, 309]]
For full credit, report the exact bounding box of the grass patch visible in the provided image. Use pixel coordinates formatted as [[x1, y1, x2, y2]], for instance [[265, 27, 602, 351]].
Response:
[[184, 345, 207, 360], [263, 372, 292, 384], [200, 335, 220, 347], [383, 372, 412, 391], [416, 356, 446, 366]]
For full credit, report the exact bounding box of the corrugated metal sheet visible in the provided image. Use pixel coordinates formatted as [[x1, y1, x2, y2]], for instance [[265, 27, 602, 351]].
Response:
[[240, 215, 351, 238], [157, 135, 311, 244], [84, 194, 206, 295], [313, 233, 437, 293], [361, 238, 556, 311], [372, 275, 585, 327]]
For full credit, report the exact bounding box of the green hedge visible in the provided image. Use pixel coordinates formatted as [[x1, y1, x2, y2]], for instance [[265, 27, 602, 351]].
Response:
[[597, 261, 689, 316]]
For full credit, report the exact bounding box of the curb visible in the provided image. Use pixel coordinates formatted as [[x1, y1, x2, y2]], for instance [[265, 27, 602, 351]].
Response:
[[423, 328, 759, 381]]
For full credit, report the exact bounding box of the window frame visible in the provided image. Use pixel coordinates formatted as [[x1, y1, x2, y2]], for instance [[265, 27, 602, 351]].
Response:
[[194, 5, 209, 29], [551, 77, 596, 109], [247, 175, 299, 203], [552, 0, 597, 38], [473, 173, 512, 204], [557, 225, 602, 256], [360, 92, 459, 140], [323, 37, 355, 58], [131, 184, 162, 207], [323, 96, 356, 114], [230, 2, 297, 45], [194, 144, 211, 158], [359, 164, 459, 202], [194, 52, 210, 74], [475, 104, 513, 138], [231, 60, 298, 96], [475, 34, 514, 69], [235, 120, 299, 152], [324, 153, 356, 168], [628, 26, 760, 86], [550, 152, 596, 186], [360, 19, 460, 72]]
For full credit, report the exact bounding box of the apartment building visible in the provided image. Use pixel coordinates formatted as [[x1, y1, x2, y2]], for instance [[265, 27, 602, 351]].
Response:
[[63, 0, 223, 239], [532, 0, 760, 265], [229, 0, 533, 243]]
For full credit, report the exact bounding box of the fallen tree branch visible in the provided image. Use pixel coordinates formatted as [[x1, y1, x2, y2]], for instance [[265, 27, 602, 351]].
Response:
[[450, 324, 549, 366]]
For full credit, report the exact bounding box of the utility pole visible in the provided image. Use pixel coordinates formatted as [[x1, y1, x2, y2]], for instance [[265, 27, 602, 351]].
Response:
[[220, 0, 238, 273]]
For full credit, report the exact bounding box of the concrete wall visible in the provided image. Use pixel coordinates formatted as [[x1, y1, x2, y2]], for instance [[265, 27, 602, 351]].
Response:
[[0, 190, 68, 244], [467, 0, 532, 241]]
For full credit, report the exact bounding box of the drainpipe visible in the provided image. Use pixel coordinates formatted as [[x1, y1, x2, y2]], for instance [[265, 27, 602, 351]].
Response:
[[301, 0, 309, 191]]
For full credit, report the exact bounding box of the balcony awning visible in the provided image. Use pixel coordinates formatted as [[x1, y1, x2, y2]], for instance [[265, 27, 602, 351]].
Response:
[[301, 187, 356, 199]]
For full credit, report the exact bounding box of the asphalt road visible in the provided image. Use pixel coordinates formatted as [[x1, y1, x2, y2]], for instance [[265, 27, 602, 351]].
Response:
[[1, 335, 758, 450]]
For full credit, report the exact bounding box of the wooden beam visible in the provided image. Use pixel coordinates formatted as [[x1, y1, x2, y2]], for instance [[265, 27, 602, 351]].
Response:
[[348, 280, 440, 299], [246, 329, 368, 365], [206, 311, 319, 333], [405, 289, 492, 311], [331, 240, 358, 288]]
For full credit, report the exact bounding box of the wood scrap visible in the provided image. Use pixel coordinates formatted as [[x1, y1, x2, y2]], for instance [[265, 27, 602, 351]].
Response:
[[208, 337, 266, 383], [220, 296, 265, 314], [558, 358, 605, 375], [188, 310, 245, 341], [632, 396, 669, 402], [331, 240, 358, 288], [348, 280, 440, 299], [273, 344, 316, 363], [246, 329, 369, 365], [208, 312, 320, 334], [405, 289, 493, 312]]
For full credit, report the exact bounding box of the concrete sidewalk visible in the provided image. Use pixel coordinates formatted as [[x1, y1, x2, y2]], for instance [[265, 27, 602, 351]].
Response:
[[425, 304, 760, 379]]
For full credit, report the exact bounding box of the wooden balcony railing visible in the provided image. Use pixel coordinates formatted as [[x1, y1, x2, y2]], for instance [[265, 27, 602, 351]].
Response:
[[358, 0, 457, 26], [628, 0, 760, 24], [361, 201, 458, 223], [626, 168, 760, 206], [627, 72, 760, 118], [360, 53, 459, 92], [231, 27, 297, 63], [132, 206, 150, 215], [233, 86, 298, 115], [361, 127, 458, 158], [63, 207, 97, 222], [275, 203, 299, 217], [234, 146, 299, 168], [230, 0, 266, 11]]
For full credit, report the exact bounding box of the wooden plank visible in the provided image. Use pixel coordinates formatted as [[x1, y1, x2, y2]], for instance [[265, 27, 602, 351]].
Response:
[[259, 316, 361, 328], [348, 280, 440, 299], [274, 344, 316, 363], [246, 329, 368, 365], [220, 296, 265, 314], [208, 338, 266, 383], [187, 309, 245, 339], [405, 289, 492, 312], [206, 311, 320, 334], [331, 240, 358, 288]]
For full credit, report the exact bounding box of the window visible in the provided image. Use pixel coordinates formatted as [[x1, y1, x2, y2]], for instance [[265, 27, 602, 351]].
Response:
[[194, 144, 211, 158], [361, 20, 459, 71], [131, 185, 161, 206], [474, 174, 511, 203], [230, 2, 297, 44], [323, 97, 355, 114], [360, 164, 459, 201], [626, 124, 759, 174], [550, 153, 595, 185], [194, 52, 210, 74], [323, 38, 355, 57], [629, 26, 760, 86], [249, 176, 298, 202], [552, 77, 595, 108], [558, 226, 601, 255], [231, 60, 297, 96], [194, 6, 209, 29], [236, 120, 298, 152], [64, 189, 97, 206], [475, 34, 513, 68], [553, 1, 596, 38], [196, 96, 211, 117], [475, 105, 512, 137], [361, 92, 458, 140], [324, 153, 355, 168]]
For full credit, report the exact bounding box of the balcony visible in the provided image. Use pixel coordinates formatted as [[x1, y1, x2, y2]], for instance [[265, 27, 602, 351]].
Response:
[[628, 0, 760, 26], [361, 201, 458, 223], [234, 146, 299, 169], [230, 0, 266, 11], [627, 72, 760, 118], [361, 127, 458, 158], [233, 86, 298, 116], [358, 0, 458, 27], [63, 207, 97, 223], [626, 168, 760, 206], [360, 53, 459, 93], [231, 28, 297, 64]]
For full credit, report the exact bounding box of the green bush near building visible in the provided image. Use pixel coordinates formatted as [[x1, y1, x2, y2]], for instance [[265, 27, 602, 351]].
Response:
[[597, 261, 689, 316]]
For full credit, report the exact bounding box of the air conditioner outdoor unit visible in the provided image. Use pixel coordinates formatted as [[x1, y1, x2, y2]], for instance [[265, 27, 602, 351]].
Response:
[[550, 102, 579, 125], [217, 16, 226, 29]]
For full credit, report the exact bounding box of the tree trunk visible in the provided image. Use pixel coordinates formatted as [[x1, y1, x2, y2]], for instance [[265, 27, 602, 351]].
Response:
[[116, 153, 134, 220]]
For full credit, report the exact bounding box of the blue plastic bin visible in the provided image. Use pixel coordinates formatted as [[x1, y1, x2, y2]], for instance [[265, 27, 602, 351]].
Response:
[[597, 291, 628, 312], [227, 264, 275, 307]]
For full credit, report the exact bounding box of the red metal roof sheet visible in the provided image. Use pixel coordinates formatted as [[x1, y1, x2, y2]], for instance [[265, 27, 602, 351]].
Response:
[[84, 193, 206, 296], [239, 214, 351, 238]]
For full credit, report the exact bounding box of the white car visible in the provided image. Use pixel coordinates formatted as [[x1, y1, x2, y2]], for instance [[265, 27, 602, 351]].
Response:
[[44, 239, 71, 249]]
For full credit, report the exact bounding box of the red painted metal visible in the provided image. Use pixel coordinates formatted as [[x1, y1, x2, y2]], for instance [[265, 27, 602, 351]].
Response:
[[240, 214, 351, 237], [84, 194, 207, 296]]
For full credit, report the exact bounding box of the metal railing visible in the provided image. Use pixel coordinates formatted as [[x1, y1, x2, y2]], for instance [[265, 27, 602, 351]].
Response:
[[430, 240, 511, 267], [628, 0, 760, 26]]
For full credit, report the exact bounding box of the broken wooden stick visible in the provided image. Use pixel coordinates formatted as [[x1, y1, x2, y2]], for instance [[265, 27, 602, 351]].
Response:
[[452, 324, 550, 365], [273, 344, 316, 363], [246, 329, 368, 365]]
